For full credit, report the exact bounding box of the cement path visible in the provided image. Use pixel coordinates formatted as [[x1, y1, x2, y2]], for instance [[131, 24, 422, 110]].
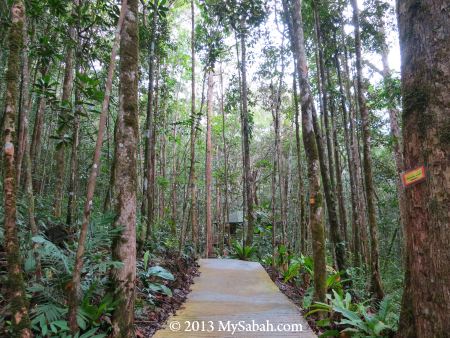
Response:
[[153, 259, 316, 337]]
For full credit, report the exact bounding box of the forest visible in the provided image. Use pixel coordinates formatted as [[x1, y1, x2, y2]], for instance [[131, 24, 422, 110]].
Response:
[[0, 0, 448, 337]]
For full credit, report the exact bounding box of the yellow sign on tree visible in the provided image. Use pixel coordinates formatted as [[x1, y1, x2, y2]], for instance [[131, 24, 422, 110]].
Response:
[[401, 166, 426, 187]]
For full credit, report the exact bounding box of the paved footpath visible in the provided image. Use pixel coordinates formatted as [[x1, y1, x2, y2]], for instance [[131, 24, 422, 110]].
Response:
[[153, 259, 316, 337]]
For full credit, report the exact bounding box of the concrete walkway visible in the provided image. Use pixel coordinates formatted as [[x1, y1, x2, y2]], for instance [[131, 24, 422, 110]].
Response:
[[153, 259, 316, 337]]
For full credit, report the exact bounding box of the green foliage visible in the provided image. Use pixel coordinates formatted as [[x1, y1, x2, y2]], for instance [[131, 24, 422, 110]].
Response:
[[230, 241, 256, 261], [139, 265, 175, 303], [307, 291, 397, 337], [282, 261, 301, 283]]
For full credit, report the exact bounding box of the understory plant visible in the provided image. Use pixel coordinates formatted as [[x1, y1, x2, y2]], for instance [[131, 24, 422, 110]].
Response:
[[307, 290, 397, 337], [230, 241, 256, 261]]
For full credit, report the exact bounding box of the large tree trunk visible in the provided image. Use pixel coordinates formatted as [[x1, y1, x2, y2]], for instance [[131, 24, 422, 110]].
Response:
[[205, 70, 214, 257], [284, 0, 327, 303], [67, 0, 127, 331], [2, 2, 32, 336], [110, 0, 138, 335], [53, 13, 76, 218], [350, 0, 384, 300], [397, 1, 450, 336]]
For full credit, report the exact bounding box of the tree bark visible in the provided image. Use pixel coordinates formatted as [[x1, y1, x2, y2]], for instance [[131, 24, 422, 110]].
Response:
[[2, 2, 32, 336], [219, 64, 229, 251], [205, 70, 214, 257], [67, 0, 127, 332], [16, 17, 32, 188], [351, 0, 384, 301], [30, 64, 49, 186], [53, 12, 76, 218], [284, 0, 327, 303], [335, 51, 359, 263], [397, 1, 450, 336], [110, 0, 138, 334], [311, 1, 347, 274], [293, 73, 306, 254], [66, 60, 81, 227], [239, 21, 255, 247], [189, 0, 199, 254], [141, 0, 158, 246]]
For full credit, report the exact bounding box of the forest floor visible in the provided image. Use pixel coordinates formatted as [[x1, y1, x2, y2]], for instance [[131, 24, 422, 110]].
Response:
[[265, 266, 321, 335], [152, 259, 316, 337], [135, 251, 200, 337]]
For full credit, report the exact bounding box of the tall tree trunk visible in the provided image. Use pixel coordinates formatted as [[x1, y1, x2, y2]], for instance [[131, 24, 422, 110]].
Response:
[[53, 12, 76, 218], [329, 67, 349, 249], [141, 0, 158, 246], [397, 1, 450, 336], [351, 0, 384, 300], [284, 0, 327, 303], [2, 2, 32, 336], [67, 1, 127, 332], [66, 61, 81, 227], [239, 21, 255, 247], [159, 100, 166, 220], [293, 73, 306, 254], [170, 113, 178, 236], [335, 51, 359, 262], [343, 46, 369, 265], [220, 64, 229, 251], [16, 17, 31, 188], [311, 0, 346, 273], [205, 70, 214, 257], [30, 64, 49, 186], [188, 0, 199, 254], [110, 0, 138, 335], [379, 26, 406, 260], [21, 14, 41, 281]]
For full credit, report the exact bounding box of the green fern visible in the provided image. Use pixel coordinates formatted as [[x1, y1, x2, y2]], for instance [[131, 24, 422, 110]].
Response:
[[230, 241, 256, 261]]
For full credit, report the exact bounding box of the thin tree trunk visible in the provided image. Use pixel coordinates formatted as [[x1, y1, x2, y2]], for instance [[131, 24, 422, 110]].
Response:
[[189, 0, 199, 254], [21, 13, 42, 281], [335, 50, 359, 262], [67, 1, 127, 331], [220, 64, 229, 250], [397, 1, 450, 336], [329, 68, 349, 249], [2, 2, 32, 336], [351, 0, 384, 301], [379, 26, 406, 260], [66, 62, 81, 227], [239, 21, 255, 247], [312, 0, 346, 273], [53, 16, 76, 218], [30, 64, 49, 184], [293, 73, 306, 254], [16, 17, 31, 187], [205, 70, 214, 257], [141, 0, 158, 246]]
